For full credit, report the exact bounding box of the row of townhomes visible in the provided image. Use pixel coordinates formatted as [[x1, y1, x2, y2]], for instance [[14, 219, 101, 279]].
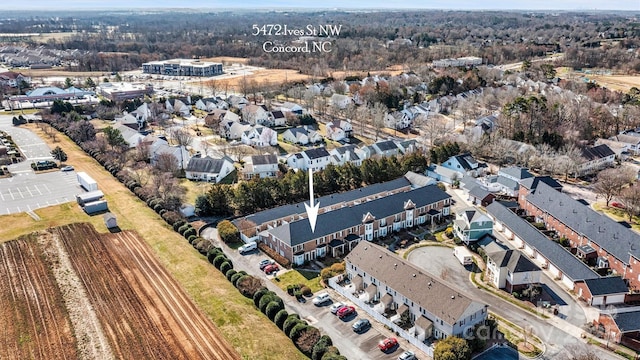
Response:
[[233, 174, 448, 265]]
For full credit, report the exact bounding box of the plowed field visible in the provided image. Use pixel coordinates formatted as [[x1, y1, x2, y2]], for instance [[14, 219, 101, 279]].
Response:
[[0, 223, 240, 360]]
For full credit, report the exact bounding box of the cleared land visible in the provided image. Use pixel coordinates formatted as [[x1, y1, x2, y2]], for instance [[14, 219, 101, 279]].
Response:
[[0, 223, 240, 360], [0, 123, 306, 360], [586, 74, 640, 92]]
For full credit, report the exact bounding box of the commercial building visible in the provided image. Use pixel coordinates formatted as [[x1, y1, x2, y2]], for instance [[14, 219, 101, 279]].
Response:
[[142, 59, 223, 77]]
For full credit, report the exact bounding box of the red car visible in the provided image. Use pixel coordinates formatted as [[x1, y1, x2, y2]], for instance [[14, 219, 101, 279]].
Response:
[[264, 264, 279, 275], [337, 305, 355, 319], [378, 337, 398, 351], [611, 202, 625, 209]]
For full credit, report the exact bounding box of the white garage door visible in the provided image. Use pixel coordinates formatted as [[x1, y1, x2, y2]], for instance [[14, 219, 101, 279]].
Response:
[[562, 274, 575, 290], [549, 263, 560, 278]]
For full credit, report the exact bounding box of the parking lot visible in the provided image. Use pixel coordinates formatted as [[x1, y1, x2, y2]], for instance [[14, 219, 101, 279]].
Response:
[[0, 170, 80, 215]]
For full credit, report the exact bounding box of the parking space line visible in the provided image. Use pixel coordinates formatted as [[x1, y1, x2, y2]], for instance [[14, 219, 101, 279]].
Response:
[[42, 184, 51, 194], [17, 188, 24, 199], [27, 187, 34, 197], [8, 188, 15, 200], [0, 191, 4, 201], [34, 185, 43, 195]]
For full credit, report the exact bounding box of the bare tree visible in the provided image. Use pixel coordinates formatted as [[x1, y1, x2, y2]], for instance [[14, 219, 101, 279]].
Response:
[[619, 182, 640, 222], [169, 128, 193, 170], [128, 161, 153, 186], [370, 102, 387, 141], [592, 167, 636, 206], [154, 153, 179, 174], [208, 80, 219, 98]]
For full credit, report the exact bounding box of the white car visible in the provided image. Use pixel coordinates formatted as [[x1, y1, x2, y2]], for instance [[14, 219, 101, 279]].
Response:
[[312, 292, 331, 306], [398, 350, 416, 360], [329, 302, 346, 314]]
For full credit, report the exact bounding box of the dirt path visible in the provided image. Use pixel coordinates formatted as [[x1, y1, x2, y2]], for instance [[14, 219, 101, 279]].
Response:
[[38, 230, 114, 360]]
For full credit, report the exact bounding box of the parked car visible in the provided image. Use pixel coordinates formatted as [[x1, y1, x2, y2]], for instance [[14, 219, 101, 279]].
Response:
[[61, 165, 74, 172], [238, 241, 257, 254], [398, 350, 416, 360], [330, 302, 346, 314], [352, 318, 370, 333], [259, 259, 275, 270], [378, 337, 398, 351], [337, 305, 355, 319], [611, 201, 625, 209], [312, 292, 331, 306], [264, 264, 279, 275]]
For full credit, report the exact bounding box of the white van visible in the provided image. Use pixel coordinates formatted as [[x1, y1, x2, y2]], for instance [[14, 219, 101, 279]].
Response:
[[238, 242, 257, 254]]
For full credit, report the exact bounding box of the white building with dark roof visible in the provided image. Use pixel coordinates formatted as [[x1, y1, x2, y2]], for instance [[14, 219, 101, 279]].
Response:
[[576, 144, 615, 176], [286, 147, 331, 172], [185, 156, 234, 182], [241, 154, 278, 180]]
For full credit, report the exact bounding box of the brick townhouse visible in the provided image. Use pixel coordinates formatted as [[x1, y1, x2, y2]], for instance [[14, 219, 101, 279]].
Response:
[[260, 184, 451, 265], [522, 181, 640, 290]]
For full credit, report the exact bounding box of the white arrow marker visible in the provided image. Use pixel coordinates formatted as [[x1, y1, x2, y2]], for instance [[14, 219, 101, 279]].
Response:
[[304, 168, 320, 233]]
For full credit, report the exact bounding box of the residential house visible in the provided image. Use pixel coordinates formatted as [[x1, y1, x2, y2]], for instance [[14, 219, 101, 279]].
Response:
[[282, 127, 322, 145], [486, 201, 600, 290], [241, 154, 279, 180], [522, 181, 640, 290], [270, 110, 286, 127], [130, 102, 152, 123], [242, 104, 271, 125], [150, 141, 191, 170], [453, 207, 493, 244], [330, 94, 353, 110], [517, 176, 562, 208], [227, 95, 249, 110], [341, 242, 488, 340], [467, 186, 496, 207], [372, 140, 401, 157], [330, 145, 362, 166], [286, 147, 331, 172], [241, 125, 278, 147], [495, 167, 533, 197], [576, 144, 616, 176], [606, 133, 640, 156], [325, 119, 353, 141], [575, 277, 629, 307], [235, 176, 413, 243], [280, 102, 303, 114], [486, 249, 541, 293], [469, 115, 497, 140], [426, 164, 463, 185], [596, 310, 640, 351], [385, 111, 412, 130], [595, 138, 631, 159], [442, 153, 487, 178], [261, 184, 452, 265], [165, 98, 191, 117], [0, 71, 30, 88], [397, 139, 419, 155], [220, 120, 251, 140], [113, 123, 145, 148], [185, 156, 235, 182]]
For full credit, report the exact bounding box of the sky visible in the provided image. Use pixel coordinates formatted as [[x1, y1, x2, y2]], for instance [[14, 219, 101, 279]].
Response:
[[3, 0, 639, 11]]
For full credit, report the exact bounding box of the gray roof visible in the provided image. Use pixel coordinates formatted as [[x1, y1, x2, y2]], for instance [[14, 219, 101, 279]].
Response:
[[268, 185, 451, 246], [611, 310, 640, 332], [251, 154, 277, 165], [334, 145, 358, 155], [486, 201, 600, 281], [488, 249, 540, 273], [468, 185, 493, 200], [345, 242, 487, 326], [519, 176, 562, 191], [374, 140, 399, 152], [527, 182, 640, 262], [499, 167, 533, 180], [185, 156, 230, 173], [304, 147, 330, 159], [583, 277, 628, 296], [241, 177, 411, 226], [496, 176, 519, 191]]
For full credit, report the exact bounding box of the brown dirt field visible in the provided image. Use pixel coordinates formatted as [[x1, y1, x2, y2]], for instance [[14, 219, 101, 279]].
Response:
[[587, 74, 640, 92], [199, 56, 250, 65], [54, 223, 240, 360], [0, 234, 78, 360], [203, 68, 311, 89], [24, 69, 108, 78]]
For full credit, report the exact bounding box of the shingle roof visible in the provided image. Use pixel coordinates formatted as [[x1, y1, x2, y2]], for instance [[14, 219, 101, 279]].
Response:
[[186, 156, 230, 173], [611, 310, 640, 332], [345, 242, 487, 326], [583, 277, 628, 296], [469, 186, 493, 200], [304, 147, 330, 159], [519, 176, 562, 191], [251, 154, 277, 165], [488, 249, 540, 273], [267, 185, 451, 246], [581, 144, 615, 161], [374, 140, 399, 152], [486, 201, 600, 281], [527, 181, 640, 262], [240, 177, 411, 226], [499, 167, 533, 180]]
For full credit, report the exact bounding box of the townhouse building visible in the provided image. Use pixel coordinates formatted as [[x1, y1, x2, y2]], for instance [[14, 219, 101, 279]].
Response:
[[260, 184, 451, 265]]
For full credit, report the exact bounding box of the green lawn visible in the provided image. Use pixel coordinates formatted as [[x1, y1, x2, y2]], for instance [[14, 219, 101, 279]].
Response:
[[273, 269, 323, 293]]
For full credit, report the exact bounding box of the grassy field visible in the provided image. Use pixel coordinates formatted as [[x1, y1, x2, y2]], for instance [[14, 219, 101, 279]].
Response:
[[592, 203, 639, 230], [1, 123, 306, 360], [274, 269, 323, 294]]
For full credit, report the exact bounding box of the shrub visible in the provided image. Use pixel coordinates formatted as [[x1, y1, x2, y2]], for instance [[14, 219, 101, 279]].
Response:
[[162, 211, 182, 226], [220, 261, 232, 274], [266, 301, 284, 320], [257, 242, 291, 268], [207, 249, 222, 263], [253, 287, 270, 308], [283, 315, 302, 337], [289, 323, 308, 340], [329, 262, 345, 273], [295, 326, 321, 356], [183, 228, 196, 239], [259, 292, 279, 313], [312, 335, 333, 360], [173, 220, 187, 232], [153, 203, 164, 213], [178, 224, 191, 234], [236, 275, 263, 298], [225, 269, 237, 281], [230, 272, 244, 285], [300, 285, 312, 296], [217, 220, 241, 244], [188, 234, 197, 243], [287, 284, 300, 296], [213, 254, 228, 269], [274, 309, 289, 329], [321, 347, 346, 360]]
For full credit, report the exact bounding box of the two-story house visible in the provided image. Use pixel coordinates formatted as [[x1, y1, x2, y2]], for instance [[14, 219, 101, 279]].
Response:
[[325, 119, 353, 141], [453, 207, 493, 244], [286, 147, 331, 172], [330, 145, 363, 166], [441, 153, 487, 178], [185, 156, 235, 183], [343, 242, 488, 341], [242, 104, 271, 125], [576, 144, 615, 176], [261, 184, 451, 265], [241, 125, 278, 147], [241, 154, 279, 180], [486, 249, 541, 293]]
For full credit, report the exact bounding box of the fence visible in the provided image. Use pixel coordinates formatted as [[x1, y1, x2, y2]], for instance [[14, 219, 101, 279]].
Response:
[[328, 277, 434, 357]]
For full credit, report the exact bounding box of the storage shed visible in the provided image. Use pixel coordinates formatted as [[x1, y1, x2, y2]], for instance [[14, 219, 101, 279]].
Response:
[[103, 212, 117, 229]]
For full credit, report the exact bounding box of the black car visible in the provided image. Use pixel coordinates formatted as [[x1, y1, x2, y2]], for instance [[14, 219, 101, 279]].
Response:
[[351, 318, 370, 333]]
